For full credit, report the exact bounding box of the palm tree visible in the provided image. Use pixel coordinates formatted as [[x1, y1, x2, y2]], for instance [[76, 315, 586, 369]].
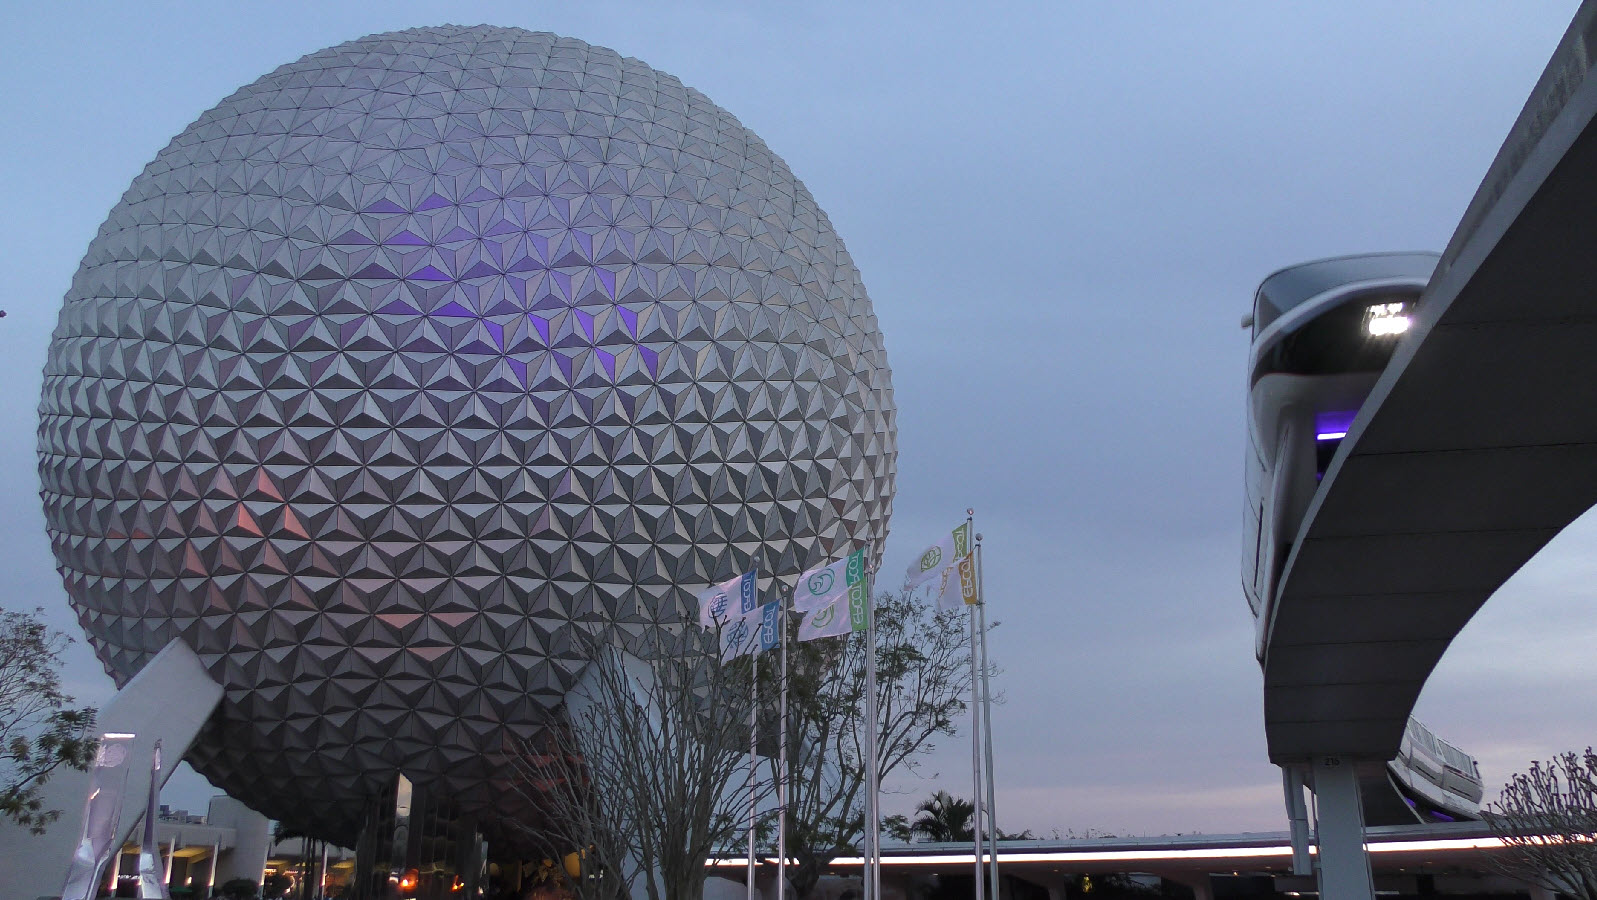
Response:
[[911, 791, 975, 843]]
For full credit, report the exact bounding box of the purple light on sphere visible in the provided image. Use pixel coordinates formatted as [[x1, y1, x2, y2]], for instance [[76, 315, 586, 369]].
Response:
[[37, 25, 896, 842]]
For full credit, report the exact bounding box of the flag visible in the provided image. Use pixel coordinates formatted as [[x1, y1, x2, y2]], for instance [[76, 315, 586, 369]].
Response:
[[933, 552, 979, 611], [719, 613, 762, 662], [698, 570, 758, 627], [758, 600, 780, 654], [697, 570, 764, 661], [797, 594, 853, 642], [718, 601, 777, 662], [794, 547, 868, 612], [798, 548, 870, 642], [905, 522, 971, 588]]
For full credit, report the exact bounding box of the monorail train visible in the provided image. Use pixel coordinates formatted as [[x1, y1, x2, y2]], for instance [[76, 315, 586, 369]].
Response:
[[1242, 252, 1437, 654], [1387, 718, 1485, 823], [1242, 252, 1485, 823]]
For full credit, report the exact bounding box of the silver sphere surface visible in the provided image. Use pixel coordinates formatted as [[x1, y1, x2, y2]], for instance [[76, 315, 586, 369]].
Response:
[[38, 24, 895, 840]]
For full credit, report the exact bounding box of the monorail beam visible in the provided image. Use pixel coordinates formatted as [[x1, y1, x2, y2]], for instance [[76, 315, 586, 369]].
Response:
[[1261, 0, 1597, 764]]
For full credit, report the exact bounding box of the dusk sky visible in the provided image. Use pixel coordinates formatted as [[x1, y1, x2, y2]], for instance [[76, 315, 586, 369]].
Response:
[[4, 1, 1594, 839]]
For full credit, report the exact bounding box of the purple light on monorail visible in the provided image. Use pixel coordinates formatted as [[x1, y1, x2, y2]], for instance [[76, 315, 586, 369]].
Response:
[[1315, 410, 1357, 442]]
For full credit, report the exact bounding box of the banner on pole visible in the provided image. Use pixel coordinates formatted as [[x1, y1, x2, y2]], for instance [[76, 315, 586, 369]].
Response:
[[798, 548, 868, 642], [794, 548, 866, 612], [848, 566, 870, 634], [759, 600, 780, 654], [934, 553, 979, 611], [698, 569, 764, 661], [906, 522, 971, 588], [698, 570, 758, 627], [718, 610, 765, 662]]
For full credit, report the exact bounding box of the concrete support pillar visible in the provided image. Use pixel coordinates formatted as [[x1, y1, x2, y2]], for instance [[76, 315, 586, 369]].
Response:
[[208, 797, 271, 886], [704, 875, 748, 900], [1526, 883, 1557, 900], [1311, 756, 1373, 900], [1282, 765, 1313, 876], [1002, 873, 1064, 900], [1160, 874, 1213, 900]]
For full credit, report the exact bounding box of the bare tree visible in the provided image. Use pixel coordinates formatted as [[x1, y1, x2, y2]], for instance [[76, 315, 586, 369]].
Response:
[[1481, 748, 1597, 900], [507, 722, 631, 900], [510, 624, 769, 900], [773, 590, 976, 896], [0, 606, 97, 834]]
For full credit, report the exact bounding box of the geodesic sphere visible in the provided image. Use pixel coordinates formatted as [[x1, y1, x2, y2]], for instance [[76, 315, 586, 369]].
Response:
[[37, 25, 895, 841]]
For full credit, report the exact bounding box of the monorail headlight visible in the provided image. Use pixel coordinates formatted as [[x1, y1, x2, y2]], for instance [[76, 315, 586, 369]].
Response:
[[1366, 301, 1411, 336]]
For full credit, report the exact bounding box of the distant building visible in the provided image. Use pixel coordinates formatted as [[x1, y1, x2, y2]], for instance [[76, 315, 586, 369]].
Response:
[[96, 795, 361, 899]]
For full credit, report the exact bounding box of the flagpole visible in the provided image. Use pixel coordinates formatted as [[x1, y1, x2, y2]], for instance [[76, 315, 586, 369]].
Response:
[[965, 512, 986, 900], [778, 587, 788, 900], [748, 645, 758, 900], [863, 559, 881, 900], [968, 600, 986, 899], [747, 553, 763, 900], [976, 536, 1001, 900], [871, 561, 882, 900]]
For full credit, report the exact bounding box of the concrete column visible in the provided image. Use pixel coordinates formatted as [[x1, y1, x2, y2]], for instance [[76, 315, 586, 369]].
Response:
[[1282, 765, 1313, 876], [1311, 756, 1373, 900], [1526, 883, 1557, 900], [1159, 874, 1213, 900], [208, 840, 221, 897], [1010, 872, 1068, 900], [705, 875, 747, 900], [209, 797, 271, 887], [165, 835, 178, 883], [1175, 874, 1207, 900]]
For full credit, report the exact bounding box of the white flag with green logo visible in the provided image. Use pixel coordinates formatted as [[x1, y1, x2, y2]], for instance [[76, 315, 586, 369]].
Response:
[[934, 552, 979, 611], [905, 522, 971, 588], [798, 548, 870, 642], [794, 548, 867, 613]]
